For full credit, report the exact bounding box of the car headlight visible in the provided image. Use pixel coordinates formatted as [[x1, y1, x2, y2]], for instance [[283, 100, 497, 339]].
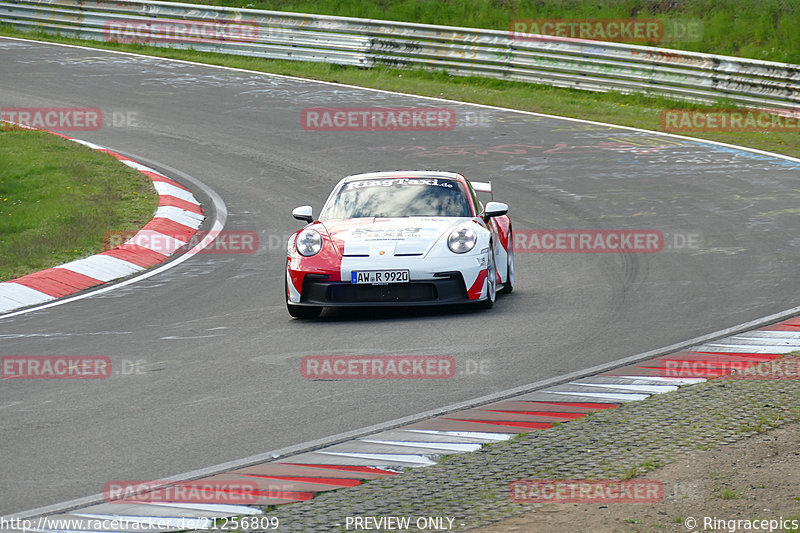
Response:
[[296, 228, 323, 256], [447, 226, 477, 254]]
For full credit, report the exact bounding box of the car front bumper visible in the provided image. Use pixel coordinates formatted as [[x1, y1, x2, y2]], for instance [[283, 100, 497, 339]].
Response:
[[297, 272, 474, 307]]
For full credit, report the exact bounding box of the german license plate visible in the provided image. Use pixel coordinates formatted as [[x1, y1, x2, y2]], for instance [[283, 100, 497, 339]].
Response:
[[351, 269, 410, 284]]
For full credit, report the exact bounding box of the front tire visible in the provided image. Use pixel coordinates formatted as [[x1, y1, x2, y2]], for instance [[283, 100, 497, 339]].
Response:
[[286, 275, 322, 318], [499, 229, 514, 294], [479, 245, 497, 309]]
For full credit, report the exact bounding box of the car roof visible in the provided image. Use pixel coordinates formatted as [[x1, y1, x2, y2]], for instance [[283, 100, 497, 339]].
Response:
[[323, 171, 478, 217], [341, 171, 468, 185]]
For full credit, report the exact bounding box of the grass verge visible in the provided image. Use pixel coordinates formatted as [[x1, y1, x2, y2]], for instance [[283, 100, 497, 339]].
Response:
[[0, 127, 158, 281], [166, 0, 800, 64]]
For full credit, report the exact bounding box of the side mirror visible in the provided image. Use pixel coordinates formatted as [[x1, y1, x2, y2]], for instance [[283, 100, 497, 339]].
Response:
[[292, 205, 314, 223], [483, 201, 508, 220]]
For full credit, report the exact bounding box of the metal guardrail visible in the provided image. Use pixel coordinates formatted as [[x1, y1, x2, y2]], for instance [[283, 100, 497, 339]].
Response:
[[2, 0, 799, 110]]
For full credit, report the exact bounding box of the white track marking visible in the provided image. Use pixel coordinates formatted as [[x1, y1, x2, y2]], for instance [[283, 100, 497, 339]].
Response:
[[0, 283, 54, 312], [360, 439, 483, 452], [58, 255, 143, 282], [318, 451, 437, 466], [153, 182, 199, 204]]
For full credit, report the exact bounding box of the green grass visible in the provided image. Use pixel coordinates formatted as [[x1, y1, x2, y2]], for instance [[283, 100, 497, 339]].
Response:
[[0, 127, 158, 281], [166, 0, 800, 63], [621, 465, 640, 480], [785, 514, 800, 533], [717, 488, 739, 500], [735, 413, 786, 435]]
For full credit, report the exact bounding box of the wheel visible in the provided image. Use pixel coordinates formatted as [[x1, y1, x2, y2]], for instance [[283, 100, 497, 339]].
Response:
[[479, 245, 496, 309], [499, 229, 514, 294], [285, 274, 322, 318]]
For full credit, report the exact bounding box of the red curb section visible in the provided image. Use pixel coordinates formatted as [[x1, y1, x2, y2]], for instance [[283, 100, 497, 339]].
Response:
[[168, 318, 800, 507], [63, 330, 796, 514], [101, 245, 168, 269], [158, 195, 205, 215], [278, 464, 398, 476], [142, 170, 191, 191], [486, 410, 589, 420], [141, 218, 197, 242], [1, 125, 205, 308], [240, 474, 362, 488], [443, 418, 555, 430], [12, 269, 103, 298], [764, 317, 800, 330]]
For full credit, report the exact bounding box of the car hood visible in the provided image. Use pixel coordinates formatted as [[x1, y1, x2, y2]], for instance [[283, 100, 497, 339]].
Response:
[[320, 217, 471, 257]]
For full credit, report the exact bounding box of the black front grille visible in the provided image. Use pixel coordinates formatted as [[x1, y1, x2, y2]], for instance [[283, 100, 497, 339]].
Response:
[[329, 283, 436, 302]]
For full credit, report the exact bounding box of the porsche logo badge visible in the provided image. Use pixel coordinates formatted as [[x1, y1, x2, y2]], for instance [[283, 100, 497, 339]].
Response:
[[379, 251, 385, 255]]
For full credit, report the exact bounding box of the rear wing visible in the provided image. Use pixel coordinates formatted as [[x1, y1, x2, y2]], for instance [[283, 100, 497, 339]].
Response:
[[471, 181, 493, 200]]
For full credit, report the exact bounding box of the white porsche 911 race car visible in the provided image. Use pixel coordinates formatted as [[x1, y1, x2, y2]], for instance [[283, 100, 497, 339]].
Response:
[[285, 171, 513, 318]]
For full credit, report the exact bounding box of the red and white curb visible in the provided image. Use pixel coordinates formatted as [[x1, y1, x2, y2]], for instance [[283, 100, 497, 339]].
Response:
[[14, 316, 800, 532], [0, 130, 205, 314]]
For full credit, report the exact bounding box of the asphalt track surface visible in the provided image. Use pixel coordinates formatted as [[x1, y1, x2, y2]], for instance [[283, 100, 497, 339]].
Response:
[[1, 37, 799, 516]]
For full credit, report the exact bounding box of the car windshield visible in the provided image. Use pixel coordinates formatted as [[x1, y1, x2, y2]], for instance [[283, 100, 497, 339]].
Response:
[[320, 177, 472, 219]]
